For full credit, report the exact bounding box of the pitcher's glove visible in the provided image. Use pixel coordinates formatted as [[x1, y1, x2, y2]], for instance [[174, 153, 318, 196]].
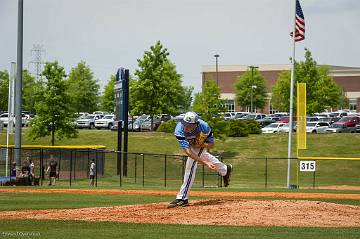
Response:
[[195, 132, 208, 147]]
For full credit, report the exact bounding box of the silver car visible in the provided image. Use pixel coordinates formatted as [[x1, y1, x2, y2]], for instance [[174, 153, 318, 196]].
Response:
[[261, 123, 286, 134], [325, 123, 356, 133], [305, 122, 330, 133]]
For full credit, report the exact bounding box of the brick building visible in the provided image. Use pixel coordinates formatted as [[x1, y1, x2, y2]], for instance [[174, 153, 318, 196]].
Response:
[[202, 64, 360, 113]]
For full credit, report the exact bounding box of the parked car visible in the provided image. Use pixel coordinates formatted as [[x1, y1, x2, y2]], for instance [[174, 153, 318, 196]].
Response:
[[261, 122, 286, 134], [305, 122, 330, 133], [306, 116, 320, 122], [129, 114, 151, 131], [76, 114, 101, 129], [173, 113, 185, 123], [95, 114, 115, 129], [241, 113, 267, 121], [258, 116, 280, 127], [233, 112, 249, 119], [221, 112, 235, 121], [0, 113, 28, 127], [356, 123, 360, 133], [329, 112, 348, 118], [278, 122, 297, 133], [318, 117, 340, 125], [337, 116, 360, 127], [325, 123, 356, 133], [110, 119, 134, 131]]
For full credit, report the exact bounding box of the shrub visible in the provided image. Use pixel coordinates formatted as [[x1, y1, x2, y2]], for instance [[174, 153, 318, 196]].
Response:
[[226, 120, 249, 137], [244, 120, 262, 134], [157, 120, 177, 133], [200, 113, 228, 140]]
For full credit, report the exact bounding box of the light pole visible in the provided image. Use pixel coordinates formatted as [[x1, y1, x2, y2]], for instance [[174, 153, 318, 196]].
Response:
[[250, 85, 257, 113], [248, 66, 258, 113], [214, 54, 220, 86]]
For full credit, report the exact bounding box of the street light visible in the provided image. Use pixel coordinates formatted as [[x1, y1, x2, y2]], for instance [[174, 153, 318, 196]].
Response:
[[251, 85, 257, 113], [214, 54, 220, 86], [248, 66, 259, 113]]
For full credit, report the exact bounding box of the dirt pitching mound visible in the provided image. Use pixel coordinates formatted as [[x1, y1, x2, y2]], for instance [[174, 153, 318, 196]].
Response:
[[1, 199, 359, 227]]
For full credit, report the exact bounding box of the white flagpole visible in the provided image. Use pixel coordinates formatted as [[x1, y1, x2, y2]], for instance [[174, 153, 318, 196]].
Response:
[[6, 62, 16, 177], [287, 0, 297, 188]]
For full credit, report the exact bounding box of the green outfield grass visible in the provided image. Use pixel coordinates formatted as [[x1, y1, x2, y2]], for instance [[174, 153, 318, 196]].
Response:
[[1, 129, 360, 188], [1, 129, 360, 158]]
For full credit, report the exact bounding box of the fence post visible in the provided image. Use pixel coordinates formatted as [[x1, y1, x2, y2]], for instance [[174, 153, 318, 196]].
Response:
[[95, 152, 98, 187], [134, 154, 137, 184], [265, 157, 268, 189], [202, 164, 205, 188], [40, 148, 43, 186], [69, 151, 72, 187], [118, 150, 122, 187], [142, 154, 145, 187], [164, 155, 167, 187], [313, 161, 316, 188], [73, 151, 76, 182]]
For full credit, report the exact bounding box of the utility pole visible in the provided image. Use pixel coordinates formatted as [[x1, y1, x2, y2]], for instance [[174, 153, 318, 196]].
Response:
[[248, 66, 258, 113], [29, 44, 45, 81], [15, 0, 24, 173], [214, 54, 220, 86]]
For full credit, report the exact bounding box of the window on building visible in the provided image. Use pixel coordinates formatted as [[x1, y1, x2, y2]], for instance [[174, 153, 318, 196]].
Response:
[[349, 99, 357, 111], [269, 101, 279, 115], [224, 100, 235, 112]]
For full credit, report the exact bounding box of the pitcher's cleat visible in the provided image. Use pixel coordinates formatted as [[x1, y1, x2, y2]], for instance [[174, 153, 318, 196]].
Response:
[[223, 164, 233, 187], [168, 199, 189, 208]]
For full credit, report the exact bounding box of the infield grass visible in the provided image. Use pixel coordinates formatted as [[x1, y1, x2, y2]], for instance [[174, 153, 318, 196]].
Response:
[[0, 191, 359, 239], [0, 220, 359, 239]]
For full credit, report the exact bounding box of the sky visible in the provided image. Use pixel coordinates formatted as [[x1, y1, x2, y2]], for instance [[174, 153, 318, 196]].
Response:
[[1, 0, 359, 93]]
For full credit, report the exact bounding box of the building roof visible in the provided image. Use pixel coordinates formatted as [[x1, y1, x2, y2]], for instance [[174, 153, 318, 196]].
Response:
[[202, 64, 360, 76]]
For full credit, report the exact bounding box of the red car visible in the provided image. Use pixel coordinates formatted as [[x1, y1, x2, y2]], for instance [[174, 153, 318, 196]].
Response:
[[338, 116, 360, 127]]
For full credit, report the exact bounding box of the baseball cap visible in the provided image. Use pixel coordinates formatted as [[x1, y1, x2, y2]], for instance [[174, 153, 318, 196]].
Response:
[[181, 112, 199, 127]]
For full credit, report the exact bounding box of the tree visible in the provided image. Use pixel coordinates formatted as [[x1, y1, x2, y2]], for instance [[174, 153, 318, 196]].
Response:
[[178, 86, 193, 113], [100, 75, 115, 112], [29, 61, 77, 145], [67, 61, 100, 113], [0, 70, 9, 111], [271, 49, 344, 114], [22, 70, 43, 113], [132, 41, 186, 127], [234, 68, 267, 112], [192, 79, 225, 115], [192, 79, 227, 139]]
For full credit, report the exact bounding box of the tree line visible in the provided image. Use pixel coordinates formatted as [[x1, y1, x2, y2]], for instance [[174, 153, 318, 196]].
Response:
[[0, 43, 345, 145]]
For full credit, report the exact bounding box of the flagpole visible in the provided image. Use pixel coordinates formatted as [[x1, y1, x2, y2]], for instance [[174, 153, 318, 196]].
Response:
[[287, 0, 297, 188]]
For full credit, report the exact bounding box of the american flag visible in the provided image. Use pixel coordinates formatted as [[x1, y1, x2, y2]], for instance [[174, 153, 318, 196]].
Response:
[[290, 0, 305, 42]]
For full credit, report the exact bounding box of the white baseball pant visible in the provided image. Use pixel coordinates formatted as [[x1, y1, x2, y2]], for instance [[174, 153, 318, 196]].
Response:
[[176, 147, 227, 200]]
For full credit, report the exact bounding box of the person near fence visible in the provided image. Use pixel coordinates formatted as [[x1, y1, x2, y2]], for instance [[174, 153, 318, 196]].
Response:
[[27, 157, 35, 186], [11, 162, 17, 178], [89, 160, 96, 186], [46, 155, 58, 186], [168, 112, 233, 208], [20, 160, 31, 186]]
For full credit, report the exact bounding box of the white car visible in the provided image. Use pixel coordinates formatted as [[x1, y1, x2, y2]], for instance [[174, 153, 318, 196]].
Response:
[[261, 123, 286, 134], [76, 114, 101, 129], [278, 122, 297, 133], [306, 122, 330, 133], [0, 113, 28, 127], [95, 114, 115, 129]]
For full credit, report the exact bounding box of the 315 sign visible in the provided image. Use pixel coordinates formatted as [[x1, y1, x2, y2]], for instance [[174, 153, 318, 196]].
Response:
[[299, 161, 316, 172]]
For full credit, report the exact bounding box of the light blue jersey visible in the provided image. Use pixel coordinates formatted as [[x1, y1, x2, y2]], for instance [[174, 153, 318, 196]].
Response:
[[174, 119, 214, 149]]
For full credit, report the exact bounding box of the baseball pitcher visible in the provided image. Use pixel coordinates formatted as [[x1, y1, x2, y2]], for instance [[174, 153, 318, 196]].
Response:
[[168, 112, 232, 208]]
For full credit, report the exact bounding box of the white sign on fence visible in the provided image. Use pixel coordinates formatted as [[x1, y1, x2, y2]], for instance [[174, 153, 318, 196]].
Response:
[[299, 161, 316, 172]]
